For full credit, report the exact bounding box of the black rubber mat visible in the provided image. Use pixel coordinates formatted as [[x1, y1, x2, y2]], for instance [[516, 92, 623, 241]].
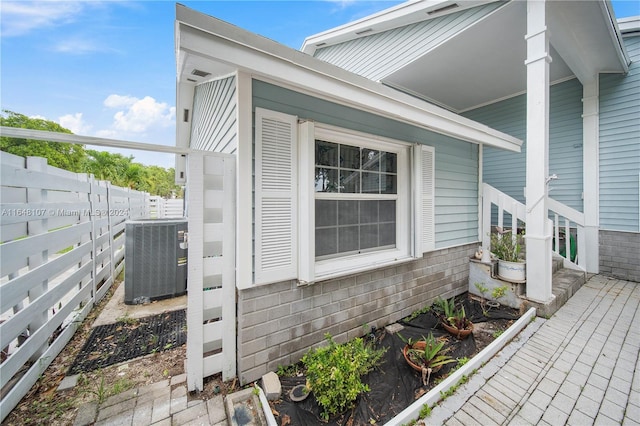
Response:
[[68, 309, 186, 374]]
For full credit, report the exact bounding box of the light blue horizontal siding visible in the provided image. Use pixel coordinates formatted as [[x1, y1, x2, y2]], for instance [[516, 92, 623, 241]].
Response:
[[599, 36, 640, 232], [314, 3, 504, 82], [463, 78, 584, 213], [253, 80, 479, 249], [191, 76, 237, 154]]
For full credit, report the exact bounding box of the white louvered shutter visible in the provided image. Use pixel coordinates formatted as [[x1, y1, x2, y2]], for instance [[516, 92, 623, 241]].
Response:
[[254, 108, 298, 284], [413, 144, 435, 255], [421, 146, 435, 251]]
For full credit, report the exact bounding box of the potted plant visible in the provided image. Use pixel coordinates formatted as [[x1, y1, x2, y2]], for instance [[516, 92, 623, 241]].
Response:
[[400, 333, 456, 385], [442, 305, 474, 339], [433, 298, 474, 339], [490, 228, 526, 282]]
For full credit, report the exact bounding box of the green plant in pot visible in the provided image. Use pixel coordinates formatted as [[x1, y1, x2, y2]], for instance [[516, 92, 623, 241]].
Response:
[[491, 228, 526, 282], [433, 297, 473, 339], [400, 332, 456, 385], [444, 305, 474, 339]]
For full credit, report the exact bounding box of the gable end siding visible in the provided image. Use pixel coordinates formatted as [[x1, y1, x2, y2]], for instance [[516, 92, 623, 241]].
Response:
[[252, 80, 479, 250], [314, 3, 504, 82], [191, 76, 238, 153], [599, 36, 640, 232]]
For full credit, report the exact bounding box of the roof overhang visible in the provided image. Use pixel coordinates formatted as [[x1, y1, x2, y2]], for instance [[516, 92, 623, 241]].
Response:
[[301, 0, 494, 55], [176, 4, 522, 152], [302, 0, 630, 113]]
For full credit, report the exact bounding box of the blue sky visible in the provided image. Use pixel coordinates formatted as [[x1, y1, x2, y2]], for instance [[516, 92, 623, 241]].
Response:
[[2, 1, 639, 168]]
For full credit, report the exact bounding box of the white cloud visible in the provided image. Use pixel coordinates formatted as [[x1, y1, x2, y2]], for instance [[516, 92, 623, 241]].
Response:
[[59, 112, 92, 135], [0, 1, 84, 37], [53, 38, 116, 55], [103, 94, 175, 134]]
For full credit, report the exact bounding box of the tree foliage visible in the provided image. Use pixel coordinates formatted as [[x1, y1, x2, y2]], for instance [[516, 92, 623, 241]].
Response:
[[1, 110, 86, 172], [1, 110, 181, 198]]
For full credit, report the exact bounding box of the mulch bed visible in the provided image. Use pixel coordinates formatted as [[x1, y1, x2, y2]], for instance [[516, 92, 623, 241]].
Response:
[[68, 309, 186, 375], [272, 297, 520, 426]]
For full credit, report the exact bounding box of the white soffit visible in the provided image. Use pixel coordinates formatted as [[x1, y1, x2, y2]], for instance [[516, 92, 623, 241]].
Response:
[[383, 1, 572, 112], [367, 0, 627, 112], [175, 4, 522, 152]]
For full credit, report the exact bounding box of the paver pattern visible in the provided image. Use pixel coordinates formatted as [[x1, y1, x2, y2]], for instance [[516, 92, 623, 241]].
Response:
[[428, 275, 640, 426]]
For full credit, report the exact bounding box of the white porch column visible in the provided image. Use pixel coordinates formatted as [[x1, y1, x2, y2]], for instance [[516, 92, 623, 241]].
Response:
[[525, 0, 553, 302], [582, 80, 600, 273]]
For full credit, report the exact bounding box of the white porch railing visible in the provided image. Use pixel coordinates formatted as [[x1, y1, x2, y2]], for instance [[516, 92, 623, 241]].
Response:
[[481, 183, 585, 271]]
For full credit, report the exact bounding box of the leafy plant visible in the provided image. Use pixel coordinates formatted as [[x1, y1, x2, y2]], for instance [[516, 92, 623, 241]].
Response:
[[491, 285, 508, 301], [446, 305, 472, 331], [302, 334, 386, 421], [432, 297, 456, 319], [401, 332, 456, 385], [490, 230, 522, 262], [456, 357, 469, 368], [419, 403, 432, 418]]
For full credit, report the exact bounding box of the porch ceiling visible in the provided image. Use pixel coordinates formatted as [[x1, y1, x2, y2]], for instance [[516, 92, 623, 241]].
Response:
[[379, 1, 628, 113]]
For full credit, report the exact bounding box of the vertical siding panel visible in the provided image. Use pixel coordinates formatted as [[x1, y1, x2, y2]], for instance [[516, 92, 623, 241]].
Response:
[[191, 76, 238, 154], [314, 3, 504, 82], [252, 80, 480, 250], [599, 36, 640, 232]]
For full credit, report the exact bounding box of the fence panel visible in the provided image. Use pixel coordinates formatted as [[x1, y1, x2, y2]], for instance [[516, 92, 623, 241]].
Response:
[[0, 152, 151, 421]]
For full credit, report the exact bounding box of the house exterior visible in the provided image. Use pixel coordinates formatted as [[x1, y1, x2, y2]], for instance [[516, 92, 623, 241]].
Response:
[[175, 1, 638, 387]]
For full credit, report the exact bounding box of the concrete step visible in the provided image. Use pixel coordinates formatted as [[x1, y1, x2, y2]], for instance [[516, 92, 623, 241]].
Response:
[[523, 265, 587, 318]]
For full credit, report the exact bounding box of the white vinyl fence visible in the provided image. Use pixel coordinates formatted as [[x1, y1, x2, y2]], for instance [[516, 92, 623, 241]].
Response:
[[148, 196, 185, 218], [0, 151, 149, 421]]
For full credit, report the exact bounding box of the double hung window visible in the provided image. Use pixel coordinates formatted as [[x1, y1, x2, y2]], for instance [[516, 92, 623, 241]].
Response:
[[314, 140, 398, 259]]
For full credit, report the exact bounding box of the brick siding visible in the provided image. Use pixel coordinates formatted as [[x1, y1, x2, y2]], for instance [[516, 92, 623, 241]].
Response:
[[599, 230, 640, 283], [236, 243, 476, 384]]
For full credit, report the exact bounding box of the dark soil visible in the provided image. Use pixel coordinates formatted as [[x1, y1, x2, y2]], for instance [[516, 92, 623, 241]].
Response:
[[271, 296, 520, 426]]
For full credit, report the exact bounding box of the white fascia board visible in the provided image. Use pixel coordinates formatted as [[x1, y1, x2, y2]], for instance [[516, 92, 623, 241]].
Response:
[[618, 16, 640, 33], [601, 0, 631, 70], [176, 6, 522, 152], [301, 0, 496, 55]]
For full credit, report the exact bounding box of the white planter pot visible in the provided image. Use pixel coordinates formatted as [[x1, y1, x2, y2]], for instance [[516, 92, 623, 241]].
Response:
[[497, 259, 526, 283]]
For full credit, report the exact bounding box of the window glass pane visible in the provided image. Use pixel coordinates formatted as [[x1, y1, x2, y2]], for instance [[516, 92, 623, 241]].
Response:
[[361, 149, 380, 171], [359, 200, 379, 224], [360, 224, 378, 249], [315, 168, 339, 192], [338, 226, 359, 253], [338, 200, 358, 225], [316, 140, 338, 167], [316, 200, 337, 227], [361, 172, 380, 194], [379, 223, 396, 246], [381, 174, 397, 194], [340, 144, 360, 169], [381, 152, 397, 173], [379, 200, 396, 222], [316, 228, 338, 257], [340, 170, 360, 193]]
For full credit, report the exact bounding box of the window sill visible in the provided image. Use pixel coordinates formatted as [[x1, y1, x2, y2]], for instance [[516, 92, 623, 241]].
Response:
[[310, 250, 417, 284]]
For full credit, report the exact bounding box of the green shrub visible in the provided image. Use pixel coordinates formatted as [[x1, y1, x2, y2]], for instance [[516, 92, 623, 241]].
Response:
[[302, 334, 386, 421]]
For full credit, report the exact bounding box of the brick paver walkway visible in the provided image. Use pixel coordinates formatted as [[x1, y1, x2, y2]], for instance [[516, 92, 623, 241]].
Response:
[[428, 275, 640, 425]]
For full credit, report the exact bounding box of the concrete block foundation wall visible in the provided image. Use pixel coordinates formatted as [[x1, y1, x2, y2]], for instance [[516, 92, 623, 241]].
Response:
[[237, 243, 477, 384], [599, 230, 640, 283]]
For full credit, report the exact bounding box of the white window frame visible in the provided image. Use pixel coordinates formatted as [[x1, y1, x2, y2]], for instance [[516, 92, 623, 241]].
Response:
[[299, 122, 413, 283]]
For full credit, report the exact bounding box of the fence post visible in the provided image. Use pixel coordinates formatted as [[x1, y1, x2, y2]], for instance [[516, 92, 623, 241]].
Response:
[[26, 157, 49, 360], [106, 182, 116, 282]]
